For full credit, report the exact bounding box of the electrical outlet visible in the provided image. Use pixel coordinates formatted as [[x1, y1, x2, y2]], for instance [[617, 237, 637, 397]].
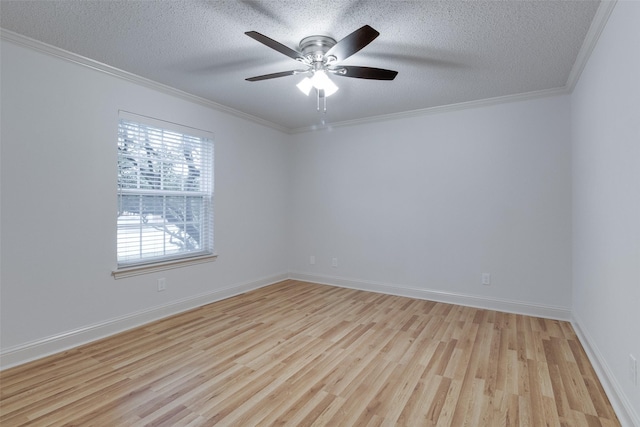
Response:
[[331, 257, 338, 268], [309, 255, 316, 265], [630, 354, 638, 386], [482, 273, 491, 286], [157, 278, 166, 292]]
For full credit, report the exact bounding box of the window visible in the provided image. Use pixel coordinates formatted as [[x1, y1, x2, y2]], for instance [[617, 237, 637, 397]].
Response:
[[116, 113, 214, 272]]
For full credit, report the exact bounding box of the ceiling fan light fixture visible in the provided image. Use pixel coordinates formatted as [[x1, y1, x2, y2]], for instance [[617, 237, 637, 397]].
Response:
[[297, 70, 339, 97], [246, 25, 397, 112]]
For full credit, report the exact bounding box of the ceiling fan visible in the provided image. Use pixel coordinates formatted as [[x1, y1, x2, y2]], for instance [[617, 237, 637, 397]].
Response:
[[244, 25, 398, 112]]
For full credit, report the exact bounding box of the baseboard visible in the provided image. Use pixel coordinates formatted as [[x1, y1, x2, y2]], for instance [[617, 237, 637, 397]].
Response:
[[2, 271, 570, 370], [5, 273, 632, 425], [572, 313, 639, 427], [288, 272, 572, 321], [0, 273, 288, 370]]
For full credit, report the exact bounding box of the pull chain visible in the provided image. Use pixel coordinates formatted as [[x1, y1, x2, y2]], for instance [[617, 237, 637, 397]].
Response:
[[316, 89, 327, 113]]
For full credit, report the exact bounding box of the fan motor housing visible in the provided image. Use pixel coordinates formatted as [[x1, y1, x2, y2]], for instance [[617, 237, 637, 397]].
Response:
[[299, 35, 336, 62]]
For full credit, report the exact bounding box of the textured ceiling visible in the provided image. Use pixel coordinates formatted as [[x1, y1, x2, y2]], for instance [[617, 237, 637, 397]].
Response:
[[0, 0, 600, 131]]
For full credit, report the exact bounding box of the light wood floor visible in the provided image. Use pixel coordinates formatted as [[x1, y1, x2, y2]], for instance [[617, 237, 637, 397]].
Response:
[[0, 280, 619, 426]]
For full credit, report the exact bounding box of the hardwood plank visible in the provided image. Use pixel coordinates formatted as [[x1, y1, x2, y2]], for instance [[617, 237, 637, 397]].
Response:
[[0, 280, 620, 426]]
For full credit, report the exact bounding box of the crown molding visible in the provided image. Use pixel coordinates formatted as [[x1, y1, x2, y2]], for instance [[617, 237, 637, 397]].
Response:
[[566, 0, 617, 92], [0, 28, 290, 134], [291, 86, 569, 134], [292, 1, 618, 134], [2, 0, 615, 137]]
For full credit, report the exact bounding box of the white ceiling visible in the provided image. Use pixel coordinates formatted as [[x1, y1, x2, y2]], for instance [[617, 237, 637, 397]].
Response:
[[0, 0, 601, 132]]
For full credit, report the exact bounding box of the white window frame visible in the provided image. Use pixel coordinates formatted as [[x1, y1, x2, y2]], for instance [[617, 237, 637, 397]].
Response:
[[113, 112, 216, 279]]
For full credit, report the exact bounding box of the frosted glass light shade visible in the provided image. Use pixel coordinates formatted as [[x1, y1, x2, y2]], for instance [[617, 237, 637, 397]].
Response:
[[297, 70, 339, 97], [296, 77, 314, 96]]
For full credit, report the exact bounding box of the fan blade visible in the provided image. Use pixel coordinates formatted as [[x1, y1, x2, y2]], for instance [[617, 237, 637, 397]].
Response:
[[245, 31, 304, 61], [245, 70, 304, 81], [336, 66, 398, 80], [325, 25, 379, 61]]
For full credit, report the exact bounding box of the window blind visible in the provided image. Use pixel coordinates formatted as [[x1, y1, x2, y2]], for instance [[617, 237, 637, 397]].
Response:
[[117, 117, 214, 268]]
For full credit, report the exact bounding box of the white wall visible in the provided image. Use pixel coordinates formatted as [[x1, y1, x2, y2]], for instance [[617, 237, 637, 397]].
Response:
[[0, 40, 290, 364], [571, 1, 640, 424], [289, 95, 572, 316], [1, 7, 637, 422]]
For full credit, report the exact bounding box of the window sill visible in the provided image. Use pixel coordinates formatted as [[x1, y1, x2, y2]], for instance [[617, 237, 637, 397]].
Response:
[[112, 254, 218, 279]]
